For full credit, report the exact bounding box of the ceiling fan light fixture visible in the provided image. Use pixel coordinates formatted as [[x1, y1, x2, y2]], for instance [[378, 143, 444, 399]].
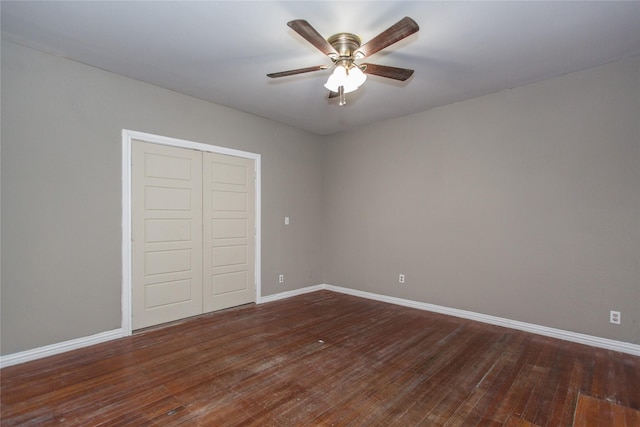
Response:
[[324, 64, 367, 95]]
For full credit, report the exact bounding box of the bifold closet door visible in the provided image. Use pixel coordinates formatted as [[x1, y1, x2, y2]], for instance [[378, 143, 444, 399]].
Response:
[[132, 141, 203, 330], [203, 152, 256, 312], [132, 141, 256, 330]]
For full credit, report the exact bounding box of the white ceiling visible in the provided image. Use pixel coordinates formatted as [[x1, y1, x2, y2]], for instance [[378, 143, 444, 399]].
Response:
[[2, 1, 639, 135]]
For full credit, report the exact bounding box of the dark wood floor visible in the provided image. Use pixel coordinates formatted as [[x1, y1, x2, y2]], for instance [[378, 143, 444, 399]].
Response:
[[2, 290, 639, 426]]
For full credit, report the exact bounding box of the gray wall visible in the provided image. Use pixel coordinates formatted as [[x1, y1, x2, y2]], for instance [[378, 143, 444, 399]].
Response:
[[324, 56, 640, 344], [1, 41, 325, 355], [2, 40, 639, 356]]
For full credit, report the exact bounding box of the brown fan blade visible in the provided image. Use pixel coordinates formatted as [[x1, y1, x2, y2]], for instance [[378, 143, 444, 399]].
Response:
[[361, 63, 414, 81], [267, 65, 327, 78], [328, 91, 339, 99], [287, 20, 339, 57], [357, 17, 419, 58]]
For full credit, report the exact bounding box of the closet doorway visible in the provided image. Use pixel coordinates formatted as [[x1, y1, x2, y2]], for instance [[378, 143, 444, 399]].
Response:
[[123, 131, 260, 332]]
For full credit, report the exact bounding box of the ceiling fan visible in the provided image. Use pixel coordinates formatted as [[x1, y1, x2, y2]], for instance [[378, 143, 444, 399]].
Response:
[[267, 17, 419, 105]]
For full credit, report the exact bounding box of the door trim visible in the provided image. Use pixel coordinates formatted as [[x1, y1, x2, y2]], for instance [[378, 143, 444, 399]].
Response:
[[121, 129, 261, 336]]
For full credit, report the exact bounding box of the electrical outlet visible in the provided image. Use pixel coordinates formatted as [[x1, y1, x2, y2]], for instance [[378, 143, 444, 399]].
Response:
[[399, 274, 405, 284], [610, 310, 621, 325], [278, 274, 284, 284]]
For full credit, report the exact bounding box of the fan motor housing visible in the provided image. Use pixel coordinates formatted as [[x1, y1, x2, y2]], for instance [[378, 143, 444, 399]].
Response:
[[327, 33, 361, 58]]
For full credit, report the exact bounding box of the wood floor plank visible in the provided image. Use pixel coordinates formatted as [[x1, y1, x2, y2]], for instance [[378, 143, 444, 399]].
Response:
[[503, 414, 540, 427], [473, 336, 545, 424], [2, 290, 639, 426], [538, 343, 579, 426], [574, 394, 640, 427], [519, 339, 562, 424], [622, 354, 640, 409]]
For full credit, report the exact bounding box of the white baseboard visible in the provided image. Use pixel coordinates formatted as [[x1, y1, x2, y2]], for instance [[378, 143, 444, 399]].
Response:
[[4, 284, 638, 368], [1, 285, 320, 367], [264, 284, 640, 356], [258, 284, 325, 304], [1, 329, 124, 369]]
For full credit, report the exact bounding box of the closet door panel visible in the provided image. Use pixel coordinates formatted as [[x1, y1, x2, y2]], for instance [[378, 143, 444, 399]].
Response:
[[132, 141, 203, 329], [203, 152, 256, 312]]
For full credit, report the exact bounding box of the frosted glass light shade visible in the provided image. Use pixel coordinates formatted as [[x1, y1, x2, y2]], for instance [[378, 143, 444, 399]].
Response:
[[324, 65, 348, 92], [348, 66, 367, 88], [324, 65, 367, 94]]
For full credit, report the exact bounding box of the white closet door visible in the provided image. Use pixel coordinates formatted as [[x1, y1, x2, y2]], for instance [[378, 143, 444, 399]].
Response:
[[132, 141, 203, 329], [202, 152, 256, 312]]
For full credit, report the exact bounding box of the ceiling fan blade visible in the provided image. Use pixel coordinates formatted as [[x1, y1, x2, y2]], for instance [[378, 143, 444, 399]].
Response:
[[328, 91, 339, 99], [357, 17, 419, 58], [267, 65, 327, 78], [361, 63, 414, 81], [287, 20, 339, 57]]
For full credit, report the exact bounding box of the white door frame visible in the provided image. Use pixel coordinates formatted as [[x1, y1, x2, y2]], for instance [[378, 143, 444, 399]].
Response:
[[121, 129, 261, 336]]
